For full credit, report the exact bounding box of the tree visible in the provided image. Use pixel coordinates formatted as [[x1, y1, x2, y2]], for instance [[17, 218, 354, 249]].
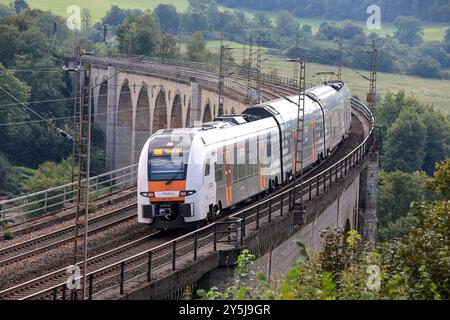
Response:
[[382, 110, 427, 172], [275, 10, 299, 38], [444, 28, 450, 53], [0, 24, 24, 67], [21, 157, 72, 194], [81, 8, 92, 32], [377, 170, 430, 227], [394, 16, 423, 46], [185, 32, 212, 62], [426, 158, 450, 200], [101, 5, 142, 27], [315, 22, 340, 41], [339, 21, 365, 40], [158, 34, 180, 59], [421, 110, 450, 175], [252, 13, 272, 29], [13, 0, 28, 14], [0, 3, 13, 17], [407, 57, 442, 79], [116, 14, 161, 56], [0, 151, 21, 195], [445, 28, 450, 43], [152, 4, 179, 34]]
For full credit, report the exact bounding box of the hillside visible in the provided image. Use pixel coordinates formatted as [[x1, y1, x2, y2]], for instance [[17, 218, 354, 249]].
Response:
[[206, 41, 450, 114]]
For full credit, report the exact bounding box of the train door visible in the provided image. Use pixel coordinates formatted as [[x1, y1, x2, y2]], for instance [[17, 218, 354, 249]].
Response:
[[258, 136, 268, 190], [291, 130, 297, 173], [329, 113, 333, 150], [312, 122, 318, 162], [204, 157, 215, 211], [224, 148, 233, 205]]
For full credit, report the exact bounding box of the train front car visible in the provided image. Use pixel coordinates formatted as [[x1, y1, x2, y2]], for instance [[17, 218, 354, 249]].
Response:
[[137, 129, 206, 229]]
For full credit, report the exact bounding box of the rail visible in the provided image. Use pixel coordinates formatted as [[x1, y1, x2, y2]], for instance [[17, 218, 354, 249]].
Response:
[[22, 97, 374, 300], [0, 164, 138, 224]]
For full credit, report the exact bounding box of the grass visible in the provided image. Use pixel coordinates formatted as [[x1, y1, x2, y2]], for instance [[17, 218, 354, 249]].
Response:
[[234, 7, 449, 42], [0, 0, 189, 21], [207, 40, 450, 115]]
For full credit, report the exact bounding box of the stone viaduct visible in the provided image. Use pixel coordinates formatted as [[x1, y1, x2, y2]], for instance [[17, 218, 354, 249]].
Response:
[[72, 57, 253, 171]]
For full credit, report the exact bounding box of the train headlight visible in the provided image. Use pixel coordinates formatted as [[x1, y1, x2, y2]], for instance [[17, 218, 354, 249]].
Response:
[[179, 190, 196, 197], [140, 192, 155, 198]]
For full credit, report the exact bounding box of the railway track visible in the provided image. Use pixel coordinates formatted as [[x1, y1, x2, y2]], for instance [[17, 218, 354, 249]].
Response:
[[0, 204, 137, 268], [2, 186, 137, 238], [0, 230, 169, 300]]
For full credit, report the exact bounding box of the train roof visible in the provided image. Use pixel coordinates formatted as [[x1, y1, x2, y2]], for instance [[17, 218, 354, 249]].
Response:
[[149, 82, 349, 147]]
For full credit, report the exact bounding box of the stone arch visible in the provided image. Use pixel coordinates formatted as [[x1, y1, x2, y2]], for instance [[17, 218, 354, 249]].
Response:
[[231, 107, 236, 115], [153, 88, 167, 133], [116, 81, 133, 168], [96, 80, 108, 135], [170, 94, 183, 128], [134, 84, 151, 162], [203, 103, 212, 123]]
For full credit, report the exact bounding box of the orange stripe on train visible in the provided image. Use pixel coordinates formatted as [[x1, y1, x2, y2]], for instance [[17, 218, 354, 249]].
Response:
[[148, 180, 186, 202]]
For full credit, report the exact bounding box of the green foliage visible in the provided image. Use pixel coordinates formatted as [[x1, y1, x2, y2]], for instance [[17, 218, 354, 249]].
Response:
[[153, 4, 179, 35], [394, 16, 424, 46], [13, 0, 28, 14], [377, 170, 430, 226], [4, 228, 14, 240], [158, 34, 181, 59], [275, 10, 299, 38], [21, 157, 72, 194], [101, 5, 143, 27], [382, 111, 427, 172], [197, 249, 257, 300], [378, 214, 418, 243], [116, 14, 161, 56], [185, 32, 214, 62], [407, 57, 442, 79], [426, 158, 450, 200], [0, 151, 22, 195], [378, 92, 450, 174], [196, 160, 450, 300]]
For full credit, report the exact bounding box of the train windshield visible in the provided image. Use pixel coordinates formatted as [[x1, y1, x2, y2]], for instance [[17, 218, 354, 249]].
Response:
[[149, 155, 187, 181], [147, 135, 190, 181]]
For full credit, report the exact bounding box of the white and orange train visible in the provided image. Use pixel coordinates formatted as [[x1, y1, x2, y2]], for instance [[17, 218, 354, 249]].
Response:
[[137, 82, 351, 229]]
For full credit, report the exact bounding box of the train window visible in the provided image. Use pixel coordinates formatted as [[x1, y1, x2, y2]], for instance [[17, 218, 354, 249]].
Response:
[[205, 159, 210, 176], [215, 163, 223, 182], [233, 143, 239, 181], [245, 139, 249, 164], [267, 133, 272, 157]]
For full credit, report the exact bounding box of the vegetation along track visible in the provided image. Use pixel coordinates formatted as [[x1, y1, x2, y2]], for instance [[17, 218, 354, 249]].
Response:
[[0, 204, 137, 268], [0, 229, 178, 300]]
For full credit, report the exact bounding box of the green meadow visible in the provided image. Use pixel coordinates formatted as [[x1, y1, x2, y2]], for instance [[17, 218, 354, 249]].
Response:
[[234, 8, 448, 42], [0, 0, 189, 20], [207, 41, 450, 114]]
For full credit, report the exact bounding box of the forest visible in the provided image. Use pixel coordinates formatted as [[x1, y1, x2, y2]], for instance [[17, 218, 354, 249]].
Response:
[[217, 0, 450, 23]]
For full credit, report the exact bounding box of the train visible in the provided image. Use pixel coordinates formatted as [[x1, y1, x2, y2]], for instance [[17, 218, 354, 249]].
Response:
[[137, 81, 352, 229]]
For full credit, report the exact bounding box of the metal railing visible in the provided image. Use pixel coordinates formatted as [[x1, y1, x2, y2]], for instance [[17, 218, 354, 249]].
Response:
[[0, 164, 138, 224], [23, 96, 374, 300]]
